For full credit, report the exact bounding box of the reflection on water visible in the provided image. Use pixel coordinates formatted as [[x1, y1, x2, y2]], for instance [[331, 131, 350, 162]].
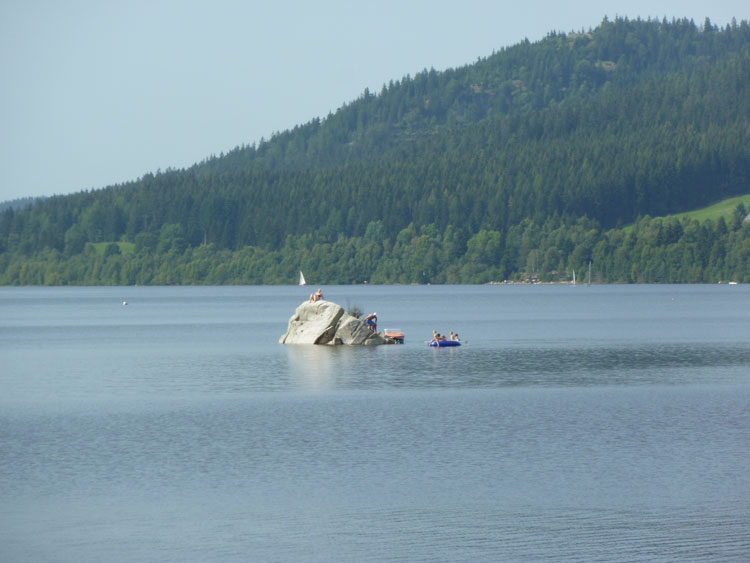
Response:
[[278, 341, 750, 393], [286, 345, 355, 391]]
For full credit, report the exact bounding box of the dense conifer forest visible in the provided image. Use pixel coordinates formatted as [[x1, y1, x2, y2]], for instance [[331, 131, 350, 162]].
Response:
[[2, 16, 750, 285]]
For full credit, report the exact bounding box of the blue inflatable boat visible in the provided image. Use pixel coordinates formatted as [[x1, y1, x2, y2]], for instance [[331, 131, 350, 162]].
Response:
[[429, 340, 461, 347]]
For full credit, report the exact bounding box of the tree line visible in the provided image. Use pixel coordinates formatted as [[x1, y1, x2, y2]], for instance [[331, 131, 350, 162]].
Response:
[[3, 208, 749, 285]]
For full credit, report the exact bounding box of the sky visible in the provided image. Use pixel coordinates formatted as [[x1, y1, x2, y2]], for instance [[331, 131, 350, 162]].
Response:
[[1, 1, 746, 202]]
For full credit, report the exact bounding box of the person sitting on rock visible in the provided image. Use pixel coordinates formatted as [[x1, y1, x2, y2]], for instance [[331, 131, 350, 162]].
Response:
[[363, 312, 377, 332], [309, 288, 324, 302]]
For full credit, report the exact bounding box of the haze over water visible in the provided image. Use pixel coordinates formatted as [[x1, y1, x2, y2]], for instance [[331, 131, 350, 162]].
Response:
[[1, 284, 749, 561]]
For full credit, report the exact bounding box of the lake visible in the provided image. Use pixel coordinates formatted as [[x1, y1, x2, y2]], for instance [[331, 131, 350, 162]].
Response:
[[1, 284, 749, 561]]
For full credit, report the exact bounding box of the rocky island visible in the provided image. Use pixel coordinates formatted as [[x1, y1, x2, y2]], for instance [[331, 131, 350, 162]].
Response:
[[279, 300, 394, 345]]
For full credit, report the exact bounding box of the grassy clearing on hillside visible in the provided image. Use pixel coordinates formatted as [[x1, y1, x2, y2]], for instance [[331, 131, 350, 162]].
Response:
[[624, 194, 750, 231], [91, 242, 135, 256], [674, 194, 750, 223]]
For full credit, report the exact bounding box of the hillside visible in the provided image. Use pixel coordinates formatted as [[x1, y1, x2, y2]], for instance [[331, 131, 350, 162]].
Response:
[[2, 16, 750, 285], [0, 196, 44, 214]]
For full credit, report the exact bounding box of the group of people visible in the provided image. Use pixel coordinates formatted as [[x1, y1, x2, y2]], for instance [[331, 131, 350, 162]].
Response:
[[310, 291, 458, 344], [430, 330, 460, 344], [308, 291, 459, 344]]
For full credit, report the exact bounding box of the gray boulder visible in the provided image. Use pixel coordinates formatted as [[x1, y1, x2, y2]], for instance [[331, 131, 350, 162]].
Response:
[[333, 314, 391, 345], [279, 300, 393, 345], [279, 300, 344, 344]]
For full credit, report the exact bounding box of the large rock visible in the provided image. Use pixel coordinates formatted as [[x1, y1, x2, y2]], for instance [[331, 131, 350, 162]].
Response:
[[333, 314, 391, 345], [279, 300, 393, 345], [279, 300, 344, 344]]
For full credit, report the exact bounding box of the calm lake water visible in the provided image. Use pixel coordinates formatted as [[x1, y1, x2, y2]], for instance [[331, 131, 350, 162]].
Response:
[[1, 284, 749, 562]]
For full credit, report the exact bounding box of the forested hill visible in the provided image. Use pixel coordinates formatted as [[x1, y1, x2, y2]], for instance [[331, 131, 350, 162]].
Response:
[[3, 16, 750, 285]]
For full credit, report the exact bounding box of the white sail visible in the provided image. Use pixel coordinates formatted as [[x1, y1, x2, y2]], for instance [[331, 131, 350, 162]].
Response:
[[299, 271, 306, 286]]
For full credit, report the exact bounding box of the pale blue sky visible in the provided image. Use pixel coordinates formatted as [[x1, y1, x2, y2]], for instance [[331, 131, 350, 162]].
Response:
[[1, 0, 746, 201]]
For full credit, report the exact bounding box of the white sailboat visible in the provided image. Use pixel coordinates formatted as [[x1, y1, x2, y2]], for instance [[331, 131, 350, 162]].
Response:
[[299, 271, 306, 286]]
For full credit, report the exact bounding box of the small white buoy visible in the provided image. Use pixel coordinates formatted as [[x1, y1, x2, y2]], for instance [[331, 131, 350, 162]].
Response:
[[122, 301, 128, 306]]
